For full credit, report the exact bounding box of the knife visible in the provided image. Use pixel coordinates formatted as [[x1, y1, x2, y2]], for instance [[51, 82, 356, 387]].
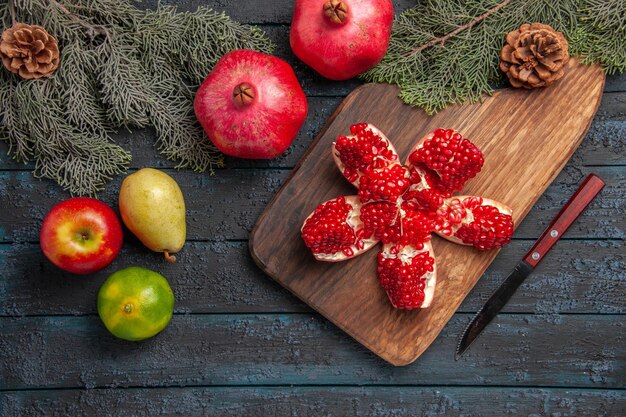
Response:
[[455, 173, 606, 360]]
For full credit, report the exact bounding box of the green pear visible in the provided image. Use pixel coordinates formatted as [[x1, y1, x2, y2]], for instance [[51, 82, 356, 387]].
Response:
[[119, 168, 186, 263]]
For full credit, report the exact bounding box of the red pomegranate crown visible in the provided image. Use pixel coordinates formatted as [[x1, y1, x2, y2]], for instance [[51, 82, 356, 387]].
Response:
[[301, 124, 514, 310]]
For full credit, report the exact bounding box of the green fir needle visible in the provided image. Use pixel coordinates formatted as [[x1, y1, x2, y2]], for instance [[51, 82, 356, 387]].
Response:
[[0, 0, 274, 195]]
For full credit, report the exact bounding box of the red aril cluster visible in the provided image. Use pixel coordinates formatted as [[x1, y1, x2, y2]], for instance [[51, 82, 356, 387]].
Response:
[[454, 203, 515, 250], [433, 196, 514, 250], [358, 164, 409, 204], [302, 123, 514, 310], [382, 210, 434, 249], [301, 196, 359, 256], [360, 201, 397, 241], [301, 195, 380, 261], [408, 128, 484, 194], [433, 198, 467, 236], [378, 248, 436, 309], [333, 123, 398, 185], [402, 185, 445, 213]]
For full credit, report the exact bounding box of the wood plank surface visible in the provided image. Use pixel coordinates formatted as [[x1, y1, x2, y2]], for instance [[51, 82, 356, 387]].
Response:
[[3, 387, 625, 417], [1, 314, 624, 390], [0, 1, 624, 413], [250, 59, 607, 365], [1, 239, 623, 316]]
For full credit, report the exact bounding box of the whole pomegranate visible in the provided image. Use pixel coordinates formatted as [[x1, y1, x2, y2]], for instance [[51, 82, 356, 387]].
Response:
[[194, 50, 308, 159], [290, 0, 394, 80]]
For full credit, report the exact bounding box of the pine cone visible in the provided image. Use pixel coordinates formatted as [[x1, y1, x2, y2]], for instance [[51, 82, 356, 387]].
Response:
[[0, 23, 60, 80], [500, 23, 569, 89]]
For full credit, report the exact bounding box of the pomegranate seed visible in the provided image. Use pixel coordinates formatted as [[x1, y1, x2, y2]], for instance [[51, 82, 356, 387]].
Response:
[[303, 124, 514, 310], [383, 209, 434, 246], [335, 124, 398, 183], [409, 129, 484, 194], [302, 196, 362, 255], [360, 201, 397, 241], [358, 164, 409, 203], [378, 250, 435, 309], [402, 182, 445, 212], [455, 204, 514, 250]]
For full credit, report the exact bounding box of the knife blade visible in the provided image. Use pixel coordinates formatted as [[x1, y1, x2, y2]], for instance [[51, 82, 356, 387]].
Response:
[[455, 173, 606, 360]]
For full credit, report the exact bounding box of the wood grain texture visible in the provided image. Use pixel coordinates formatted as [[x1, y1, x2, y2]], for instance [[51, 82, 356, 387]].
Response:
[[0, 7, 624, 413], [3, 387, 625, 417], [1, 314, 623, 390], [1, 239, 623, 316], [250, 58, 606, 365]]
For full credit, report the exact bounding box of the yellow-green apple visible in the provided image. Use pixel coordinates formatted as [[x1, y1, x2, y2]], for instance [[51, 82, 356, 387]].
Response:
[[40, 198, 123, 274]]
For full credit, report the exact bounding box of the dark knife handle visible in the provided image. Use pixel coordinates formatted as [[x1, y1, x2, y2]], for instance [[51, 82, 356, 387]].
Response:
[[523, 174, 605, 267]]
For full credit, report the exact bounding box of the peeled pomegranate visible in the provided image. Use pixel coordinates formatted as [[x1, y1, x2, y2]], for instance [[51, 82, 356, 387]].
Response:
[[290, 0, 394, 80], [301, 124, 514, 310], [301, 195, 378, 261], [434, 196, 514, 250], [194, 50, 308, 159]]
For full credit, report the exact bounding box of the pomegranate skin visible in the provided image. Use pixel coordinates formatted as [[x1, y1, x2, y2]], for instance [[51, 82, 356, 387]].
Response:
[[194, 50, 308, 159], [290, 0, 394, 80]]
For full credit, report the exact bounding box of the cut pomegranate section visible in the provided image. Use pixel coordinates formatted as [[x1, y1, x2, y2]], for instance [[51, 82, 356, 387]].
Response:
[[406, 128, 484, 196], [378, 242, 437, 309], [333, 123, 400, 187], [358, 163, 410, 204], [361, 203, 434, 247], [301, 195, 378, 261], [402, 167, 445, 212], [360, 201, 398, 242], [303, 124, 514, 310], [434, 196, 514, 250], [383, 208, 434, 247]]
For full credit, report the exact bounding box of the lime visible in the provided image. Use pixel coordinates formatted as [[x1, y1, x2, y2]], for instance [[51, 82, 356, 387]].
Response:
[[97, 266, 174, 341]]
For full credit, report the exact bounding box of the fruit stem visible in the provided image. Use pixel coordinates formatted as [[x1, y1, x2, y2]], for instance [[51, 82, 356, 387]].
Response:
[[323, 0, 348, 25], [232, 82, 255, 107], [75, 228, 91, 242], [164, 250, 177, 264]]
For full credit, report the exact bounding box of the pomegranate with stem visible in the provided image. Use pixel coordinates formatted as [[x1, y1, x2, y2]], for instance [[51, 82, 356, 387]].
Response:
[[301, 124, 514, 309], [194, 50, 308, 159], [290, 0, 394, 80]]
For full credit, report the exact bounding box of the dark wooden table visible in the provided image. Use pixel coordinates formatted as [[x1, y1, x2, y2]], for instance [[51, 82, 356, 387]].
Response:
[[1, 1, 625, 415]]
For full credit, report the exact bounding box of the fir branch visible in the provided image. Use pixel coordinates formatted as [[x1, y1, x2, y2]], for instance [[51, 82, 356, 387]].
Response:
[[405, 0, 513, 57], [4, 71, 132, 194], [362, 0, 626, 114], [47, 0, 110, 38], [0, 0, 274, 195], [8, 0, 14, 24], [573, 0, 626, 75], [54, 40, 111, 139]]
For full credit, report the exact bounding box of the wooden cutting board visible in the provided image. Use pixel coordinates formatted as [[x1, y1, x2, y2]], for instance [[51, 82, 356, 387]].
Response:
[[249, 58, 605, 366]]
